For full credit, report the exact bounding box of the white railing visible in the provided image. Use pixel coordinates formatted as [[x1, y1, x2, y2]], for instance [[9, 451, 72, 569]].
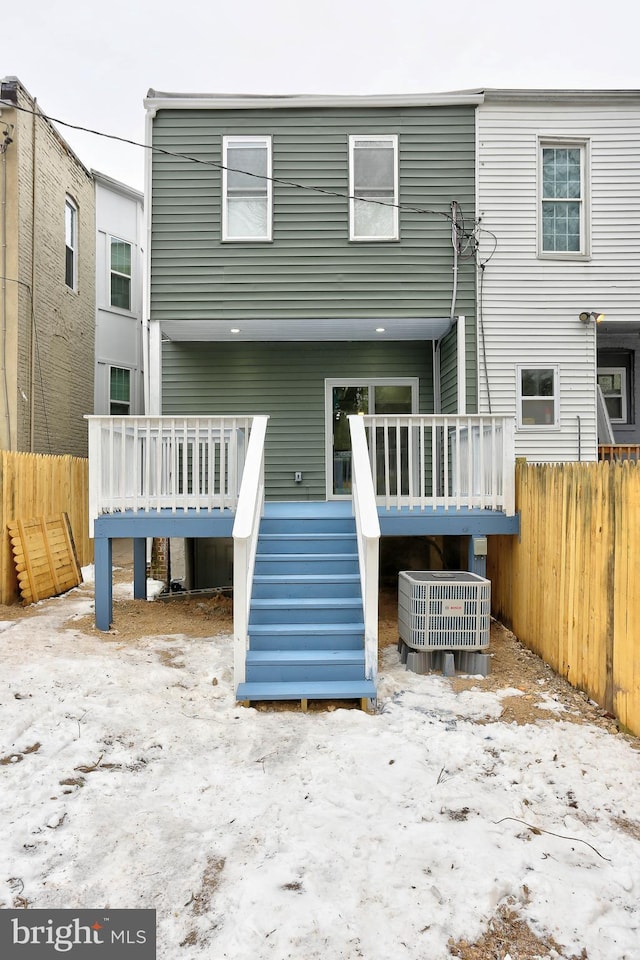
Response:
[[361, 414, 516, 515], [348, 416, 381, 682], [86, 416, 253, 534], [232, 415, 269, 687]]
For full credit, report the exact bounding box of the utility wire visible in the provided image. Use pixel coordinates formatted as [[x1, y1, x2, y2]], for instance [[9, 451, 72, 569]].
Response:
[[4, 99, 492, 242]]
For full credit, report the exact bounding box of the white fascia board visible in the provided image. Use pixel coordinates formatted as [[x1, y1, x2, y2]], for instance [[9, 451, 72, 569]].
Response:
[[144, 91, 485, 112], [92, 169, 143, 203]]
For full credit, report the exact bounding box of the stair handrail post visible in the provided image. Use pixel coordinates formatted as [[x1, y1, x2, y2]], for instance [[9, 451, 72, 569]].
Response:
[[232, 415, 269, 688], [348, 415, 380, 682], [85, 416, 101, 538]]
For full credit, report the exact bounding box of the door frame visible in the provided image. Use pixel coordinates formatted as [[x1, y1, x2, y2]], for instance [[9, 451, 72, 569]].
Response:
[[324, 377, 419, 499]]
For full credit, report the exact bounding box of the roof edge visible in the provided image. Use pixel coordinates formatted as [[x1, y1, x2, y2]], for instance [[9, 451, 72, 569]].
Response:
[[482, 88, 640, 102], [92, 169, 143, 202], [144, 89, 485, 112]]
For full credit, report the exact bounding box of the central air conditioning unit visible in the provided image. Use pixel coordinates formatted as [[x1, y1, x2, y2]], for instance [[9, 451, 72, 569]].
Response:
[[398, 571, 491, 651]]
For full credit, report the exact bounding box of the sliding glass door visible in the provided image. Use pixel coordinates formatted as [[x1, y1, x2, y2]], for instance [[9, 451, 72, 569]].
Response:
[[326, 379, 417, 497]]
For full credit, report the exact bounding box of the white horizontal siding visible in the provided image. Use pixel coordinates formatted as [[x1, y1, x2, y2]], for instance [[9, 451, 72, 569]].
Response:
[[476, 100, 640, 462]]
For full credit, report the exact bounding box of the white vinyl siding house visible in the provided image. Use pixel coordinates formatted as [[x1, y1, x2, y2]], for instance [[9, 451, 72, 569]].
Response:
[[476, 91, 640, 462], [94, 171, 144, 416]]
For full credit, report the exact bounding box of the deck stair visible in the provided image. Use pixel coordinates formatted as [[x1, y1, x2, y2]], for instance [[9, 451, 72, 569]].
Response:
[[235, 503, 376, 706]]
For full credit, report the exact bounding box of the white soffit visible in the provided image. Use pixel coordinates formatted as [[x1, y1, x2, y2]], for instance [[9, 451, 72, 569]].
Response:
[[159, 317, 453, 342]]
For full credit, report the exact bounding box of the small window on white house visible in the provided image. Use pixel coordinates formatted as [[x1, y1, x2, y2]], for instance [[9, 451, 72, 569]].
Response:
[[540, 142, 588, 256], [65, 197, 78, 289], [110, 237, 132, 311], [222, 136, 272, 241], [517, 366, 559, 427], [349, 135, 398, 241], [110, 367, 131, 415], [597, 367, 627, 423]]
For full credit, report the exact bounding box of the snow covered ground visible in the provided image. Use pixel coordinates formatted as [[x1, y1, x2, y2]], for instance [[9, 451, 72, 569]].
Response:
[[1, 569, 639, 959]]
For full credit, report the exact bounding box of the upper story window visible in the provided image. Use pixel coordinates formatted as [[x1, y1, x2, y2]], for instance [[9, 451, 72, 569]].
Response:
[[110, 237, 132, 311], [110, 366, 131, 415], [539, 141, 589, 257], [349, 135, 398, 241], [517, 366, 559, 428], [65, 197, 78, 289], [222, 136, 272, 241], [598, 367, 628, 423]]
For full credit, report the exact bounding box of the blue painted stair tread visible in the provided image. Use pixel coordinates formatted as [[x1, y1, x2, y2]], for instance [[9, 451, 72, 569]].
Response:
[[236, 680, 377, 702], [238, 502, 376, 704]]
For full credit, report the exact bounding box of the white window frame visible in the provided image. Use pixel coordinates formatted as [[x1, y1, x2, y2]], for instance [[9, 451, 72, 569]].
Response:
[[324, 377, 418, 498], [349, 135, 399, 242], [538, 138, 590, 259], [516, 365, 560, 429], [222, 135, 272, 242], [597, 366, 628, 424], [65, 196, 78, 290], [109, 365, 132, 416], [109, 235, 132, 312]]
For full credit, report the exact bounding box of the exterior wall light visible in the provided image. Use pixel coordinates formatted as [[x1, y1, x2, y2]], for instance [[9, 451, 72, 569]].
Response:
[[579, 311, 605, 323]]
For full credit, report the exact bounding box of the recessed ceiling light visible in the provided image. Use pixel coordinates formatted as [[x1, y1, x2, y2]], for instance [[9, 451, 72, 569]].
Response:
[[230, 328, 240, 334], [376, 327, 385, 333]]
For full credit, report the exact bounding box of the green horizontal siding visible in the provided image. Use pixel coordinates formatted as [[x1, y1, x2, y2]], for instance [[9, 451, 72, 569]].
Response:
[[151, 105, 476, 322], [162, 340, 434, 500]]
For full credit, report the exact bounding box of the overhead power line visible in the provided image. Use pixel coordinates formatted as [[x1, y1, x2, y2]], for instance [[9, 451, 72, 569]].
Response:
[[3, 99, 493, 246]]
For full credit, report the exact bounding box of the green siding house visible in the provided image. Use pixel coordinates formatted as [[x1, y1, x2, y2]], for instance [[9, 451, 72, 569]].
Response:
[[146, 92, 481, 499], [88, 91, 518, 705]]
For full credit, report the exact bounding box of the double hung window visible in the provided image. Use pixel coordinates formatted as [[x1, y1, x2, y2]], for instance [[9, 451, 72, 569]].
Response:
[[517, 366, 559, 428], [540, 141, 588, 256], [349, 135, 398, 241], [110, 237, 132, 311], [222, 136, 272, 241], [110, 367, 131, 416], [65, 197, 78, 289]]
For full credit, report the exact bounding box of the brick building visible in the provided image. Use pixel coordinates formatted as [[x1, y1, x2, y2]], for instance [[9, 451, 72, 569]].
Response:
[[0, 76, 95, 456]]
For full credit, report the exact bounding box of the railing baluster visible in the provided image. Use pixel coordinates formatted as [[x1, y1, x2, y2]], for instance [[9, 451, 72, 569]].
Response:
[[431, 419, 437, 508], [207, 419, 214, 507], [419, 418, 425, 508], [220, 420, 228, 512], [466, 415, 473, 509], [407, 417, 414, 509], [490, 419, 497, 510], [383, 418, 391, 510]]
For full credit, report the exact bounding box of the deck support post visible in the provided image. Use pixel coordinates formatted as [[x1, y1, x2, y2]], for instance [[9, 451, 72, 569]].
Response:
[[133, 538, 147, 599], [94, 537, 113, 631]]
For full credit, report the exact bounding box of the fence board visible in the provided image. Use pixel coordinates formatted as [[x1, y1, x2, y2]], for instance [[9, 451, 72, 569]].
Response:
[[0, 452, 91, 605], [488, 461, 640, 737]]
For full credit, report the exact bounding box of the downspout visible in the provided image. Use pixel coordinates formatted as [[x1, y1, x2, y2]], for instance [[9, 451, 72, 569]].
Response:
[[29, 99, 37, 449], [433, 340, 441, 414], [1, 131, 11, 446], [450, 200, 459, 322], [434, 201, 462, 416], [142, 107, 155, 414]]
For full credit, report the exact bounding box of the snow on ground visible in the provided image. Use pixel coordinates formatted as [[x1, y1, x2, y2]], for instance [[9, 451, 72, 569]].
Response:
[[1, 571, 639, 960]]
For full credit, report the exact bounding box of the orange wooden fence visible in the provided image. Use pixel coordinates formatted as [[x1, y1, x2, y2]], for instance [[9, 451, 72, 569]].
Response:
[[0, 451, 91, 604], [488, 460, 640, 737]]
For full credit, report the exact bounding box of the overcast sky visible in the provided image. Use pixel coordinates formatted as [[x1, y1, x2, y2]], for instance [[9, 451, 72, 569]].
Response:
[[3, 0, 639, 191]]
